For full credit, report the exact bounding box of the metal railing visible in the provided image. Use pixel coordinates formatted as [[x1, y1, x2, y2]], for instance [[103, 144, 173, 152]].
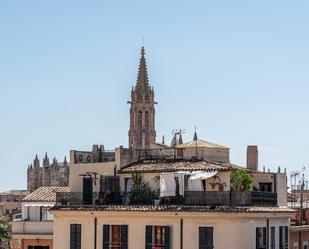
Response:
[[56, 191, 278, 207], [184, 191, 277, 206]]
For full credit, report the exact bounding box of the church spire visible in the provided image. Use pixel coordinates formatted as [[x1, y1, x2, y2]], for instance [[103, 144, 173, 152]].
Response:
[[136, 46, 150, 89], [128, 47, 156, 149]]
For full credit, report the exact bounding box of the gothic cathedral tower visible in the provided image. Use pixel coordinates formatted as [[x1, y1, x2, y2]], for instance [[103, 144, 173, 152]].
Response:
[[128, 47, 156, 149]]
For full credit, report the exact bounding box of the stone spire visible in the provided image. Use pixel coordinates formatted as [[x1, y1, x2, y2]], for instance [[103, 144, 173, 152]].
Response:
[[43, 152, 49, 167], [33, 154, 40, 169], [136, 47, 149, 89], [128, 47, 156, 149]]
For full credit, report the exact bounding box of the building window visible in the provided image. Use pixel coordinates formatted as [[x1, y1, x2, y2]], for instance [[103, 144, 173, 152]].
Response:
[[259, 183, 272, 192], [70, 224, 81, 249], [256, 227, 267, 249], [279, 226, 289, 249], [199, 227, 214, 249], [145, 225, 170, 249], [103, 225, 128, 249], [270, 226, 275, 249]]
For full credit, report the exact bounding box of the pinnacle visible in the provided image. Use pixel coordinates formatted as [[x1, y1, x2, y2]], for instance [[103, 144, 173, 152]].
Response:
[[136, 46, 150, 89]]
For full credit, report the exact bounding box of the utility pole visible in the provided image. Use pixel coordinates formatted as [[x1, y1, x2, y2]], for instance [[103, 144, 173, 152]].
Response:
[[298, 170, 305, 249]]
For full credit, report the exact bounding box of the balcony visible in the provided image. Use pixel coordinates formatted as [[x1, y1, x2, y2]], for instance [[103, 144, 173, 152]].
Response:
[[11, 221, 53, 235], [55, 191, 277, 207]]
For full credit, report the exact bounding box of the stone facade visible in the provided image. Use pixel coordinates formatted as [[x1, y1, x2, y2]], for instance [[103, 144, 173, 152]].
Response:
[[128, 47, 156, 149], [27, 153, 69, 192]]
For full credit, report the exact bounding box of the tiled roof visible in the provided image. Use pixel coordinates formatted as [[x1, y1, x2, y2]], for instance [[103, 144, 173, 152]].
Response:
[[51, 205, 295, 214], [119, 159, 240, 174], [175, 139, 228, 149], [23, 186, 69, 202]]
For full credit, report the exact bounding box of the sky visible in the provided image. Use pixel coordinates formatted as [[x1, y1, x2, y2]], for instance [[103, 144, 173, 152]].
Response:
[[0, 1, 309, 191]]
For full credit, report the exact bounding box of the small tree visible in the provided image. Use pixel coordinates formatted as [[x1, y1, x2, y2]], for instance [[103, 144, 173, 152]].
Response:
[[0, 215, 10, 249], [230, 169, 253, 191], [129, 172, 157, 205]]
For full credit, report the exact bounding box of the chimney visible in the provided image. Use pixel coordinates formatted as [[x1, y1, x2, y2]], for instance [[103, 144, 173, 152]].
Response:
[[247, 145, 258, 171]]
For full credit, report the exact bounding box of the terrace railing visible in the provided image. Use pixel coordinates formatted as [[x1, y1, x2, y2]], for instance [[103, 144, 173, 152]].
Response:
[[56, 191, 278, 207], [184, 191, 277, 206]]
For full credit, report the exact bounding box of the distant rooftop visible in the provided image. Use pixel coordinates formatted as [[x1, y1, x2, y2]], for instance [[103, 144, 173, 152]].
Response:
[[175, 139, 228, 149], [0, 190, 29, 196], [23, 186, 69, 202]]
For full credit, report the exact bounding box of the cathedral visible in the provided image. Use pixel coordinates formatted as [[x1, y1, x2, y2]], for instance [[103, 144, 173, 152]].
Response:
[[27, 153, 69, 192]]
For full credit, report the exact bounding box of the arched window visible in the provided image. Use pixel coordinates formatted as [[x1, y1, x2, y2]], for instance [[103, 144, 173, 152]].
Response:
[[145, 111, 149, 145], [137, 111, 142, 146]]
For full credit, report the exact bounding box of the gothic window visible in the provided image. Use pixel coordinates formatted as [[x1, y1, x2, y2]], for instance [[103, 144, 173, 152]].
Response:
[[145, 111, 149, 145], [137, 111, 142, 146]]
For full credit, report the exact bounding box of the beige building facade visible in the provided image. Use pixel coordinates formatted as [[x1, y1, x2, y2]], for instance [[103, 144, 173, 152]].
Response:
[[51, 209, 292, 249]]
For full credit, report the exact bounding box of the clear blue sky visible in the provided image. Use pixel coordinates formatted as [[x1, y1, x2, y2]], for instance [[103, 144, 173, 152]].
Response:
[[0, 1, 309, 191]]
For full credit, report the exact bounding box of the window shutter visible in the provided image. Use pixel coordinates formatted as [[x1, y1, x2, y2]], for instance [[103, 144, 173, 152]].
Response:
[[70, 224, 76, 249], [256, 227, 259, 249], [263, 227, 266, 247], [76, 224, 81, 249], [103, 225, 110, 249], [207, 227, 214, 249], [199, 227, 213, 249], [165, 226, 170, 249], [279, 226, 283, 249], [199, 227, 206, 249], [121, 225, 128, 249], [284, 226, 288, 249], [145, 225, 153, 249]]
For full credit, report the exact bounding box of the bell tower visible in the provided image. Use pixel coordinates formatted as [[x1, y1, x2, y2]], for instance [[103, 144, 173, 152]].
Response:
[[128, 47, 157, 149]]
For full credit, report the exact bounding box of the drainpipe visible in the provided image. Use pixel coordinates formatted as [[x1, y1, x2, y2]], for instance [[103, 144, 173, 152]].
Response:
[[94, 217, 97, 249], [180, 218, 183, 249]]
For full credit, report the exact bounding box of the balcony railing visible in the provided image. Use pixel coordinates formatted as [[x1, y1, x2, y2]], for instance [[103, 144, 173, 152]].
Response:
[[56, 191, 277, 207], [184, 191, 277, 206], [11, 221, 53, 235]]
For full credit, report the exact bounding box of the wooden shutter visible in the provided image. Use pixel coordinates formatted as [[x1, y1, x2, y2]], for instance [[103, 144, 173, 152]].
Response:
[[279, 226, 283, 249], [270, 226, 275, 249], [165, 226, 170, 249], [256, 227, 259, 249], [199, 227, 214, 249], [121, 225, 128, 249], [145, 225, 153, 249], [284, 226, 288, 249], [103, 225, 110, 249], [70, 224, 81, 249], [263, 227, 266, 248], [76, 224, 81, 249], [70, 224, 76, 249]]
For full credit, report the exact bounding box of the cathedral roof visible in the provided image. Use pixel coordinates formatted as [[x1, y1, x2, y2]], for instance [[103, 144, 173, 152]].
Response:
[[23, 186, 69, 202], [175, 139, 228, 149]]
